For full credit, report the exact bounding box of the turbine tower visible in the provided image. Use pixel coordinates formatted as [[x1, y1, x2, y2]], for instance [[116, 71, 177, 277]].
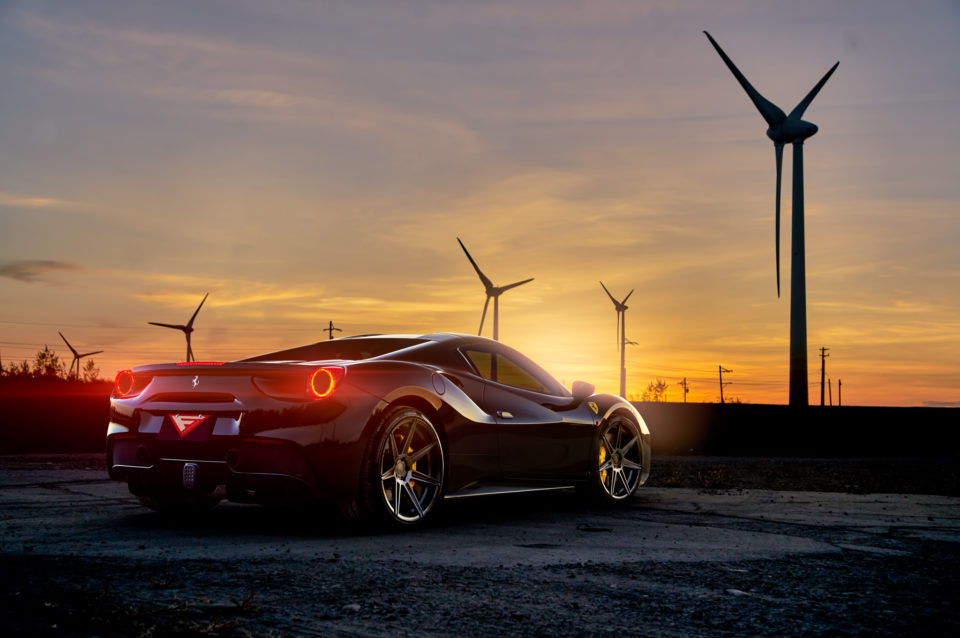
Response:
[[600, 281, 634, 398], [704, 31, 838, 407], [457, 238, 533, 341], [148, 292, 209, 362], [58, 332, 103, 379]]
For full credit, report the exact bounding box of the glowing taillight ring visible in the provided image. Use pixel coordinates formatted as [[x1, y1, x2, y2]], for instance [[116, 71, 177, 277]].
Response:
[[309, 367, 338, 399], [115, 370, 135, 397]]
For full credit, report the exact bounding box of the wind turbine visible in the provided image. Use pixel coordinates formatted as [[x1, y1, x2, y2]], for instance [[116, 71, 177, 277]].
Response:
[[457, 238, 533, 341], [148, 292, 209, 362], [704, 31, 838, 407], [600, 281, 634, 398], [58, 332, 103, 379]]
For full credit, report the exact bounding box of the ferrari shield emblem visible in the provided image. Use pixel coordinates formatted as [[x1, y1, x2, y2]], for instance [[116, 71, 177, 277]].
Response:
[[587, 402, 598, 415], [169, 414, 210, 438]]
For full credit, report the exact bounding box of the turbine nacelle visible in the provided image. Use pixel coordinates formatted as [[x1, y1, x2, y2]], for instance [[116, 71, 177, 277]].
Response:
[[767, 119, 819, 144]]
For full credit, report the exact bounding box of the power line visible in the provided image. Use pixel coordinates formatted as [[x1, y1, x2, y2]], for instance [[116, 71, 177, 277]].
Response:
[[323, 320, 343, 340]]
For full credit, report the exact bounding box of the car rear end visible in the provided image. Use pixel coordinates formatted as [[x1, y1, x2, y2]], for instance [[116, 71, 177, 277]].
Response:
[[107, 360, 364, 507]]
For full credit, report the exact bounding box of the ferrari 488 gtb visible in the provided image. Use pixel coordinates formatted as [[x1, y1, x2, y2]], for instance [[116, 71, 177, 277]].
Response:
[[107, 333, 651, 526]]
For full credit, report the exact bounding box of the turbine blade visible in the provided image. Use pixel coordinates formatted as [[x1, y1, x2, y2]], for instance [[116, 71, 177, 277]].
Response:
[[457, 238, 494, 291], [788, 61, 839, 120], [59, 331, 79, 356], [78, 350, 104, 358], [186, 292, 209, 328], [599, 281, 618, 306], [621, 289, 634, 305], [704, 31, 786, 128], [148, 322, 186, 331], [775, 142, 783, 298], [499, 277, 533, 293], [478, 295, 491, 336]]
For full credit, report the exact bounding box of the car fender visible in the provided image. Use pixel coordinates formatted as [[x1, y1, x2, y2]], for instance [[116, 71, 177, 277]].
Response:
[[347, 360, 493, 426], [589, 394, 650, 437]]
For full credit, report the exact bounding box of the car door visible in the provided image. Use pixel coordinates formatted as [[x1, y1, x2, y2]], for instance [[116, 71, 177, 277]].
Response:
[[461, 346, 594, 481]]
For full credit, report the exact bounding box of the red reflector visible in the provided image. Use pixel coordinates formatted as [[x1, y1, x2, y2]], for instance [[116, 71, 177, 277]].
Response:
[[176, 361, 224, 366], [114, 370, 136, 397], [309, 366, 344, 399], [169, 414, 210, 438]]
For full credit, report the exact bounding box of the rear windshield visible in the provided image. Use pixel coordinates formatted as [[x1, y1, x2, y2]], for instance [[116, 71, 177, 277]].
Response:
[[243, 338, 427, 362]]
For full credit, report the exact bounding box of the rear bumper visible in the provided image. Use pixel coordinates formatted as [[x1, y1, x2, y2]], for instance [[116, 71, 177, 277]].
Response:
[[108, 431, 322, 503]]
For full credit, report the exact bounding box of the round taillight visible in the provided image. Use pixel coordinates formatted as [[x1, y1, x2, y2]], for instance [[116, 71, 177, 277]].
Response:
[[114, 370, 135, 397], [309, 367, 343, 399]]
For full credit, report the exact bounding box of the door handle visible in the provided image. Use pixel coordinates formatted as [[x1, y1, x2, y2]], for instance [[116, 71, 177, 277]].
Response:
[[496, 410, 514, 419]]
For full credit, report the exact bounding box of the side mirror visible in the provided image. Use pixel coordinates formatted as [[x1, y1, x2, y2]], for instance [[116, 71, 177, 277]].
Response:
[[548, 380, 596, 413], [571, 380, 595, 402]]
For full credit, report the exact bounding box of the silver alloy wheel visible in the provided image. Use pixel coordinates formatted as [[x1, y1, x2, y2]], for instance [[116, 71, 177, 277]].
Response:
[[597, 417, 643, 500], [377, 409, 445, 524]]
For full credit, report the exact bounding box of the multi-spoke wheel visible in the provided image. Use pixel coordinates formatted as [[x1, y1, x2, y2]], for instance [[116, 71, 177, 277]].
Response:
[[367, 406, 446, 526], [591, 415, 644, 502]]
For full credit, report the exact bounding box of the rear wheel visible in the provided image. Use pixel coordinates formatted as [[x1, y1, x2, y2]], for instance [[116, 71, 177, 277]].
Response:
[[354, 406, 446, 527], [588, 415, 644, 503]]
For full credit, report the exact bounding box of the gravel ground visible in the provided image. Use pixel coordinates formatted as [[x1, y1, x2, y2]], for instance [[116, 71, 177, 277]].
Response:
[[4, 544, 958, 637], [1, 454, 958, 636]]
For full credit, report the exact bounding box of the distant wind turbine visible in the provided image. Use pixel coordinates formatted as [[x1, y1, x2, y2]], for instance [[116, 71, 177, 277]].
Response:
[[600, 281, 634, 398], [148, 292, 209, 362], [457, 238, 533, 341], [704, 31, 838, 407], [58, 331, 103, 379]]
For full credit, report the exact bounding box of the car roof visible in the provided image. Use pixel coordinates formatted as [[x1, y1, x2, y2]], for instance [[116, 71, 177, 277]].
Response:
[[335, 332, 493, 346]]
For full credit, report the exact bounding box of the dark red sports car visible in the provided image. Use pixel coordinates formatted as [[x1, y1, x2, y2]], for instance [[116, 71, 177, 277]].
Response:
[[107, 333, 651, 526]]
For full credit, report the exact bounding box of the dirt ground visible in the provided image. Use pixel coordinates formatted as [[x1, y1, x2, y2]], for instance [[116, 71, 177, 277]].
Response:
[[1, 455, 958, 636]]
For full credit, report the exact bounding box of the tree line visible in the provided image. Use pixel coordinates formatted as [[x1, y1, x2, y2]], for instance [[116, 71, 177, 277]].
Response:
[[1, 346, 102, 383]]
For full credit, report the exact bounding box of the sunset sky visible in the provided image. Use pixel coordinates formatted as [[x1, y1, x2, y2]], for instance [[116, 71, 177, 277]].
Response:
[[1, 1, 958, 406]]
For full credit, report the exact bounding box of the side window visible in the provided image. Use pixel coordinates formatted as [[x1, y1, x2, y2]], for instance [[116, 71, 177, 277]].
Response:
[[464, 350, 493, 381], [495, 354, 550, 394]]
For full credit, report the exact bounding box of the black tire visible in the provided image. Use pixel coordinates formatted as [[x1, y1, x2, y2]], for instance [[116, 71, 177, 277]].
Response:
[[585, 415, 645, 504], [351, 405, 446, 528]]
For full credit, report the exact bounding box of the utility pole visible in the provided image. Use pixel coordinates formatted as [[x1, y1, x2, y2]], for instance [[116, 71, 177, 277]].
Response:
[[819, 347, 830, 406], [718, 366, 732, 404], [828, 378, 832, 406], [838, 379, 842, 407], [324, 320, 342, 340], [677, 377, 689, 403]]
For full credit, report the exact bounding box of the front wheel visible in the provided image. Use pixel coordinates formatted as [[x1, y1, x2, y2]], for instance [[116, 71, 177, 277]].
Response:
[[587, 415, 645, 503], [354, 406, 446, 527]]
